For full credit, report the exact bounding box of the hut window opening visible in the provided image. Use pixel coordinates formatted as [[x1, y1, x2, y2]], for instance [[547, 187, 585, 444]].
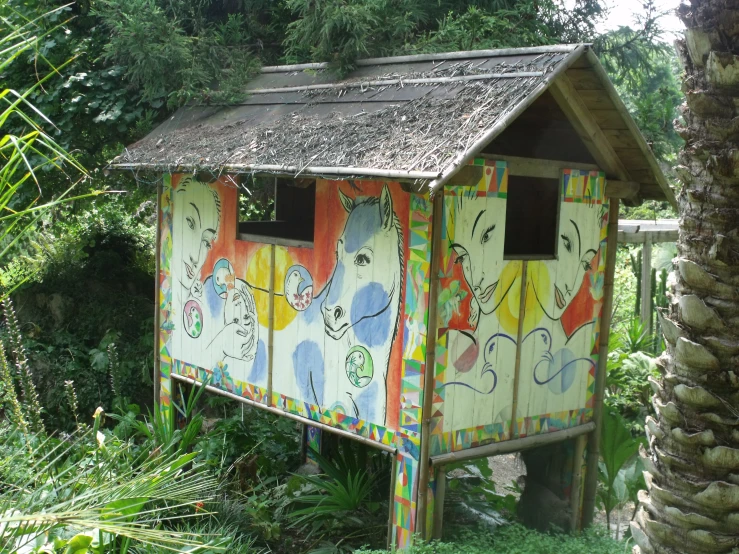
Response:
[[503, 176, 560, 259], [238, 177, 316, 247]]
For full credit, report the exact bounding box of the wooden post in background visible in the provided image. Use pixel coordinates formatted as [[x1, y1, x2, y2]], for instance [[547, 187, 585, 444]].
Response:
[[582, 198, 619, 526], [432, 466, 446, 539], [640, 234, 652, 328], [570, 433, 587, 531]]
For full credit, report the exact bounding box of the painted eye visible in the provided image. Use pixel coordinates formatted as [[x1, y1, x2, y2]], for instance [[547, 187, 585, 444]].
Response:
[[561, 234, 572, 253], [186, 217, 195, 230], [452, 246, 467, 265], [481, 224, 495, 244], [355, 253, 371, 266]]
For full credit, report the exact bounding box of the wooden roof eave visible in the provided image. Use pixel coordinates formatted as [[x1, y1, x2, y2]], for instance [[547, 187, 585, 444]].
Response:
[[426, 43, 590, 196], [583, 49, 677, 209], [109, 162, 440, 184]]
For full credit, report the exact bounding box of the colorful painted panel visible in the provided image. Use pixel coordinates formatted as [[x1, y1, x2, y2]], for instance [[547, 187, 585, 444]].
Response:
[[159, 175, 431, 546], [431, 164, 609, 454]]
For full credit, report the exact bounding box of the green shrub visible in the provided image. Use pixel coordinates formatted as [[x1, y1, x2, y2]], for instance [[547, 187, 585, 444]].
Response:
[[8, 199, 156, 430], [358, 524, 626, 554], [196, 401, 303, 479]]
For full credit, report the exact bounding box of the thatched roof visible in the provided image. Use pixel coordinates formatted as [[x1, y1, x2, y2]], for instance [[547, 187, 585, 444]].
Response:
[[112, 45, 674, 204]]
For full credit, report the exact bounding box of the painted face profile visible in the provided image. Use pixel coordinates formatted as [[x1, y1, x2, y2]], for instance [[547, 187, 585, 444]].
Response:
[[533, 201, 601, 321], [449, 193, 510, 317], [172, 176, 221, 292]]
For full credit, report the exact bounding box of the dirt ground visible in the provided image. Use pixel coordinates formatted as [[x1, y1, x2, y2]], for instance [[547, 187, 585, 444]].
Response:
[[484, 453, 634, 539]]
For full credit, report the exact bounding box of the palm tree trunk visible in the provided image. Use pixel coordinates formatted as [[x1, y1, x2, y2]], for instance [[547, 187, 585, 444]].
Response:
[[631, 2, 739, 553]]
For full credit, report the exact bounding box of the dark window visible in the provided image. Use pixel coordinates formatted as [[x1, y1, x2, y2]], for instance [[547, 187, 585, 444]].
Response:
[[503, 176, 560, 259], [238, 177, 316, 246]]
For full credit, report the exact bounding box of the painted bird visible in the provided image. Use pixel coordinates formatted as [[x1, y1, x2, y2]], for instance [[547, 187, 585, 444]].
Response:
[[285, 267, 313, 311]]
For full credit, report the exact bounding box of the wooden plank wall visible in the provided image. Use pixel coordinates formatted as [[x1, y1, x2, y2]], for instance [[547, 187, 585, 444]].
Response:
[[432, 164, 610, 454]]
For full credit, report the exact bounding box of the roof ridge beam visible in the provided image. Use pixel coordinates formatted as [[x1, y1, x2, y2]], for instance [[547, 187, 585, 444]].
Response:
[[261, 45, 587, 73], [247, 72, 545, 95]]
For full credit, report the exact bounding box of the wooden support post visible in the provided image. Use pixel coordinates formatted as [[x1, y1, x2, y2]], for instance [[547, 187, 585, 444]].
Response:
[[416, 192, 444, 540], [640, 235, 652, 327], [153, 180, 163, 407], [510, 261, 529, 438], [387, 455, 398, 550], [432, 467, 446, 540], [582, 198, 620, 527], [266, 243, 276, 406], [570, 433, 587, 532]]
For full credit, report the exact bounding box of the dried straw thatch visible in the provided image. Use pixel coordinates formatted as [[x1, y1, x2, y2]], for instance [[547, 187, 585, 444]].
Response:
[[113, 48, 576, 177]]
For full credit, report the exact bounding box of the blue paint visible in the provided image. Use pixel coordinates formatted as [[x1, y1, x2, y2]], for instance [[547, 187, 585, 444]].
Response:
[[354, 381, 378, 421], [302, 288, 323, 324], [326, 261, 345, 305], [350, 283, 391, 346], [293, 340, 324, 405], [344, 201, 381, 253], [533, 348, 594, 393], [248, 339, 267, 384], [203, 276, 225, 322]]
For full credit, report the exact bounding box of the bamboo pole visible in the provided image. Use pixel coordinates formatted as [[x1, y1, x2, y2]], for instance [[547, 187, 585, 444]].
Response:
[[266, 243, 276, 406], [581, 198, 620, 526], [510, 261, 529, 438], [430, 422, 595, 466], [416, 192, 444, 539], [170, 373, 398, 453], [110, 163, 439, 182], [153, 181, 162, 407], [570, 433, 587, 532], [260, 45, 585, 72]]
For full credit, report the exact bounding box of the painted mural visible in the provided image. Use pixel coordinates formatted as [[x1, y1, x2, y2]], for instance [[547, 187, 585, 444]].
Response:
[[158, 163, 609, 546], [160, 174, 427, 547], [431, 162, 609, 454], [167, 175, 412, 426]]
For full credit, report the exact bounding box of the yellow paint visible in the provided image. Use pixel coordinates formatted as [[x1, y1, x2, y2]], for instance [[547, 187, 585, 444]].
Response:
[[496, 261, 548, 336], [246, 246, 297, 330]]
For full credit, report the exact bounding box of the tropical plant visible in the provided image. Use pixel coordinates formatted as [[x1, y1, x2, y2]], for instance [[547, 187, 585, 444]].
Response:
[[196, 402, 302, 480], [0, 6, 94, 282], [631, 1, 739, 551], [288, 445, 388, 549], [596, 409, 646, 539], [606, 346, 658, 435], [110, 376, 210, 463], [444, 456, 517, 520], [621, 318, 658, 355], [0, 409, 222, 553]]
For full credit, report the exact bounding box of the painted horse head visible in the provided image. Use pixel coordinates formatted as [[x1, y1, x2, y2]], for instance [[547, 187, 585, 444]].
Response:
[[322, 184, 403, 346]]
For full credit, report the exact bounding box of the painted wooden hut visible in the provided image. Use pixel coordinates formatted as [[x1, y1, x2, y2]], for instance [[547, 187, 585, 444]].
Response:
[[112, 44, 676, 546]]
